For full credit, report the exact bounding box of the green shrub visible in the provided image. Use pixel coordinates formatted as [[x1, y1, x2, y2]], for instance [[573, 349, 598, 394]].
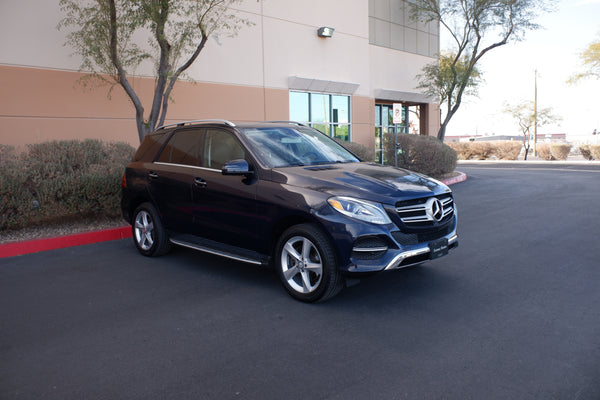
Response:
[[0, 145, 35, 230], [494, 141, 523, 160], [383, 133, 457, 177], [0, 140, 135, 231], [579, 145, 594, 160], [336, 140, 375, 162], [589, 145, 600, 160], [549, 144, 572, 161]]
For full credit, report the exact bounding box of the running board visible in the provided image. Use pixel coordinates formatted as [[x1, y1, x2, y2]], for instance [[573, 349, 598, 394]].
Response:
[[169, 237, 270, 266]]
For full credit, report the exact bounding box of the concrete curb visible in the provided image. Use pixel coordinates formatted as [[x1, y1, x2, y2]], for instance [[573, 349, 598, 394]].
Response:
[[0, 174, 467, 258]]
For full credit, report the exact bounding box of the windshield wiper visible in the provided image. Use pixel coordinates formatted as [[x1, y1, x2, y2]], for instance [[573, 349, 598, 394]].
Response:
[[310, 160, 356, 165]]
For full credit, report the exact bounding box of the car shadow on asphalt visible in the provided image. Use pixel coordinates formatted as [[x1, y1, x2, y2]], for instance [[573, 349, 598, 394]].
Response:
[[165, 244, 467, 309]]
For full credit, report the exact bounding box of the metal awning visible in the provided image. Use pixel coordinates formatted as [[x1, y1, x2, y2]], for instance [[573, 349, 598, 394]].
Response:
[[374, 89, 436, 104], [288, 76, 360, 95]]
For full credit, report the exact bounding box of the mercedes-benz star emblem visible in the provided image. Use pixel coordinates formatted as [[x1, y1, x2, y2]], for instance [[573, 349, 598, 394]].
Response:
[[427, 198, 444, 222]]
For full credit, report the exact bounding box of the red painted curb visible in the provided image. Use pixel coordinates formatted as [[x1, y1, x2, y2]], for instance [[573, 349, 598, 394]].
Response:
[[0, 226, 132, 258], [442, 171, 467, 186]]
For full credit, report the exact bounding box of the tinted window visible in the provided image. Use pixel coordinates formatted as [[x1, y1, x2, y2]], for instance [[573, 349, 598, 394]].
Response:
[[202, 129, 246, 170], [157, 129, 202, 166], [133, 132, 168, 162]]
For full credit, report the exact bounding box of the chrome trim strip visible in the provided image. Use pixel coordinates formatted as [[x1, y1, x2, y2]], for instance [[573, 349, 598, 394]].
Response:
[[170, 239, 263, 265], [153, 162, 219, 172], [384, 233, 458, 271], [448, 234, 458, 245], [352, 246, 389, 252], [384, 247, 431, 271]]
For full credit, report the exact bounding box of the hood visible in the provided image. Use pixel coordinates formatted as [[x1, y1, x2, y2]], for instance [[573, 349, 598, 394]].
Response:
[[272, 162, 451, 204]]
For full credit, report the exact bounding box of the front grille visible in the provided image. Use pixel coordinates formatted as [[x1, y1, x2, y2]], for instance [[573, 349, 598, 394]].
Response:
[[395, 194, 454, 227]]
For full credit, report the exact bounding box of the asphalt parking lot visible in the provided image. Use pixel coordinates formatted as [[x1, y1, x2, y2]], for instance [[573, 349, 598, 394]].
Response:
[[1, 163, 599, 399]]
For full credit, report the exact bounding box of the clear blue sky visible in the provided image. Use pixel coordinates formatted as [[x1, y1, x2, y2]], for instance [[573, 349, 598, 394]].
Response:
[[443, 0, 600, 141]]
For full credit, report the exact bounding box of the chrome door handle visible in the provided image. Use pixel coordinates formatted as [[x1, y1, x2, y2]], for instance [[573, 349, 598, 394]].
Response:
[[194, 177, 207, 187]]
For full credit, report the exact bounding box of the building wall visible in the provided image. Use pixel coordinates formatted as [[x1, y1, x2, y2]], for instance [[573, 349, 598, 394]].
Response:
[[0, 0, 439, 149]]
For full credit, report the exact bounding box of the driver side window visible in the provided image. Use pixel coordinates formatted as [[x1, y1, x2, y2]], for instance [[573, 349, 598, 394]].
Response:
[[202, 129, 246, 170]]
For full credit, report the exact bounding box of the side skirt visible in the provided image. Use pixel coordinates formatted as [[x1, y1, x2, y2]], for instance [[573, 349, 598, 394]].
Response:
[[169, 234, 270, 266]]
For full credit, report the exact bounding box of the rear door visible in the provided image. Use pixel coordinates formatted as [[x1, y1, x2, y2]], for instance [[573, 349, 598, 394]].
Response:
[[147, 128, 203, 233]]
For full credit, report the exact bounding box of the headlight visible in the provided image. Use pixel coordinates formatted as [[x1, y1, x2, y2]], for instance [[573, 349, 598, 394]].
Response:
[[327, 196, 392, 225]]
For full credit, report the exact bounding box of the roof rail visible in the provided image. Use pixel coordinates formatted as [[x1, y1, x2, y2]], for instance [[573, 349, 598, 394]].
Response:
[[265, 121, 307, 127], [156, 119, 236, 130]]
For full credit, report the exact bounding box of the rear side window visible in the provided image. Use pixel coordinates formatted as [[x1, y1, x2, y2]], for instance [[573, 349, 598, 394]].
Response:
[[157, 129, 202, 166], [133, 132, 168, 162]]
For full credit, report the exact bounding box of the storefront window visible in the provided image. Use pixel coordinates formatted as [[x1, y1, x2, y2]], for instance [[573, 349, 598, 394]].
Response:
[[289, 92, 309, 122], [289, 91, 351, 141]]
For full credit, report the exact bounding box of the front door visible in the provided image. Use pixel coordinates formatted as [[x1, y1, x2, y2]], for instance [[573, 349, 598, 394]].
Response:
[[190, 128, 260, 250]]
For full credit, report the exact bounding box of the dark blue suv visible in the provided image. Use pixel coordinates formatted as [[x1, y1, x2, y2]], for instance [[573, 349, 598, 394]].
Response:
[[121, 120, 458, 302]]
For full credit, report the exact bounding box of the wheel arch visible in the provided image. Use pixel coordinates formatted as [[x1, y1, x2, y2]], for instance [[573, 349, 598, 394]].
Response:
[[268, 214, 338, 264]]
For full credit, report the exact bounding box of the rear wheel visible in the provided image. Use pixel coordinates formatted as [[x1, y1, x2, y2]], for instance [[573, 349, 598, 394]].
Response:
[[275, 224, 343, 302], [132, 203, 171, 257]]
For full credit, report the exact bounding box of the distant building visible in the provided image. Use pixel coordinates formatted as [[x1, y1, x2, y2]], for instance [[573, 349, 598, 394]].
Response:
[[446, 133, 568, 143], [538, 133, 567, 143], [445, 135, 520, 143]]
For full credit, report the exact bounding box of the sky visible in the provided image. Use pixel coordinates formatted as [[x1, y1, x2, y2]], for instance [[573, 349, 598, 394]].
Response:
[[442, 0, 600, 142]]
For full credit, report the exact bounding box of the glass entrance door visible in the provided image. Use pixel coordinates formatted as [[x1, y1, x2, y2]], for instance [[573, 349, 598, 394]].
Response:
[[374, 104, 408, 164]]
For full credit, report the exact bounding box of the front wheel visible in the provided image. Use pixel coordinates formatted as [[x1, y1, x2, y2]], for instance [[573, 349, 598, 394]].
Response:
[[275, 224, 343, 302], [132, 203, 171, 257]]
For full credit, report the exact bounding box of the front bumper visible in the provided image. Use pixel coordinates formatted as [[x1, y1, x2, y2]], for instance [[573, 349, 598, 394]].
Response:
[[383, 233, 458, 270], [341, 229, 458, 275], [313, 200, 458, 276]]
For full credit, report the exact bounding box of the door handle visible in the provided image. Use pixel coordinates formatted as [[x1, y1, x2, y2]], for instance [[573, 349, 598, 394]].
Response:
[[194, 177, 208, 187], [148, 171, 159, 179]]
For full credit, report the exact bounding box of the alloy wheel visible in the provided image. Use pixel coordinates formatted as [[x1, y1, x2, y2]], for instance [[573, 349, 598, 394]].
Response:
[[280, 236, 323, 294]]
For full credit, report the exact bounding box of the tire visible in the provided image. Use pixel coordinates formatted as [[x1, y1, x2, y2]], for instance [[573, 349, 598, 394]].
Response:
[[132, 202, 171, 257], [275, 224, 344, 302]]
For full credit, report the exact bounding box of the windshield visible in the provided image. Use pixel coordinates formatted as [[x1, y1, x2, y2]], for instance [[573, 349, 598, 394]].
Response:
[[240, 126, 360, 168]]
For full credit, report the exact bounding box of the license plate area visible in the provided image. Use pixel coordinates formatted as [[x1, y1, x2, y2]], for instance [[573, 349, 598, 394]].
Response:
[[429, 238, 449, 260]]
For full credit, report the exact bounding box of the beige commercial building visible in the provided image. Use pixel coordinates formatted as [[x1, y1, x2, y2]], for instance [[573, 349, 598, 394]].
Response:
[[0, 0, 440, 163]]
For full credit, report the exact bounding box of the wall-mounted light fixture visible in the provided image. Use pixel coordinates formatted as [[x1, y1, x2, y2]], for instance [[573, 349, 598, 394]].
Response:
[[317, 27, 335, 38]]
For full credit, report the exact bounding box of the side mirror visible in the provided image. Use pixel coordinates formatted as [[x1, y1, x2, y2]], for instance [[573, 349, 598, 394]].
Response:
[[222, 159, 253, 176]]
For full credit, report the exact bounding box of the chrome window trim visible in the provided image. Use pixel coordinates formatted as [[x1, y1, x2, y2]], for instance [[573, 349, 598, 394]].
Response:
[[153, 162, 220, 173]]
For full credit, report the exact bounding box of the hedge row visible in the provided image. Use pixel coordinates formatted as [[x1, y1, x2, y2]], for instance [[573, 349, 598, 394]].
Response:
[[336, 140, 376, 163], [579, 145, 600, 160], [447, 141, 523, 160], [383, 133, 457, 177], [536, 143, 573, 161], [0, 140, 135, 231]]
